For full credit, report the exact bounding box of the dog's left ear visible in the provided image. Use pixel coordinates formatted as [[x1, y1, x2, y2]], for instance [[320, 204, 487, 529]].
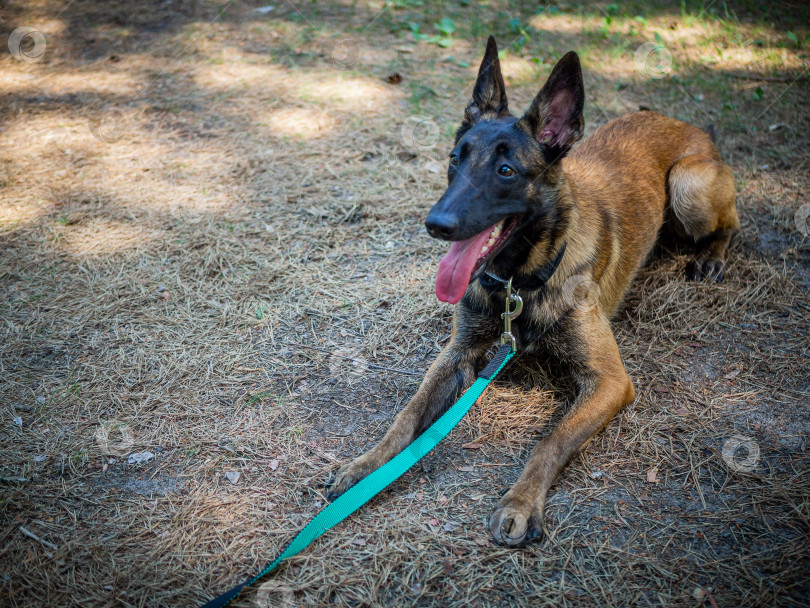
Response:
[[518, 51, 584, 161], [462, 35, 508, 128]]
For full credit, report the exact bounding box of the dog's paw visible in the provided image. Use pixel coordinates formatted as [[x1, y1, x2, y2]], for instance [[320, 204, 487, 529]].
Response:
[[325, 458, 375, 500], [686, 256, 725, 283], [488, 494, 543, 546]]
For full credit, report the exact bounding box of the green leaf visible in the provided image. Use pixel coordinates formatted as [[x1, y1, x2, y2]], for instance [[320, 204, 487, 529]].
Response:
[[654, 31, 664, 44], [438, 37, 453, 48], [753, 86, 764, 100], [435, 17, 456, 35], [786, 31, 798, 46]]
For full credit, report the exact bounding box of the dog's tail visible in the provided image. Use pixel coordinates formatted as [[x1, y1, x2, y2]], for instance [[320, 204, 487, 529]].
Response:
[[704, 123, 717, 143]]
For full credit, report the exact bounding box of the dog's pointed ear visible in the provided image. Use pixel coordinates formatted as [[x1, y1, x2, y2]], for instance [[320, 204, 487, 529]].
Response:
[[462, 36, 508, 127], [518, 51, 584, 161]]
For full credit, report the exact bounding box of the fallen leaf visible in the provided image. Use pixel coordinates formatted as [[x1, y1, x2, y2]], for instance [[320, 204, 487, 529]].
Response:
[[352, 537, 366, 546], [724, 369, 741, 380], [127, 451, 155, 465], [646, 467, 659, 483], [269, 459, 279, 471], [443, 521, 460, 532], [385, 72, 403, 85], [589, 470, 604, 479], [458, 466, 474, 472], [438, 495, 449, 505], [441, 558, 454, 575], [474, 536, 489, 546], [224, 471, 241, 485], [428, 518, 439, 527], [675, 407, 689, 415]]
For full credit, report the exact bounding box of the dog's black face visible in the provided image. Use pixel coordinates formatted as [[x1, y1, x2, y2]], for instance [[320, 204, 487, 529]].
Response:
[[426, 36, 584, 303], [429, 117, 539, 241], [426, 118, 547, 302]]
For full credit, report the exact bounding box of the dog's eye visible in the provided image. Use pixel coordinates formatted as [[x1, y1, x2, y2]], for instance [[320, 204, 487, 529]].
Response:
[[498, 164, 515, 177], [449, 154, 459, 167]]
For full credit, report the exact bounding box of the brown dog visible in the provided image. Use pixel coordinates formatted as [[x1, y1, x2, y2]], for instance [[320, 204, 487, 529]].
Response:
[[327, 36, 738, 545]]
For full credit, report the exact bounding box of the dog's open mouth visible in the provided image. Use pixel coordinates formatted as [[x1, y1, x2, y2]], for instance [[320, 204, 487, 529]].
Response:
[[435, 216, 520, 304]]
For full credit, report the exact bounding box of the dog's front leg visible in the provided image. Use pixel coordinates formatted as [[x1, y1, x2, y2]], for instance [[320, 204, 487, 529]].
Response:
[[326, 334, 493, 499], [489, 311, 636, 545]]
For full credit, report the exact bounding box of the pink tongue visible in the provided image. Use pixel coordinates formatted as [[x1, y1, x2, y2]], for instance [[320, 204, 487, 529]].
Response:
[[435, 227, 494, 304]]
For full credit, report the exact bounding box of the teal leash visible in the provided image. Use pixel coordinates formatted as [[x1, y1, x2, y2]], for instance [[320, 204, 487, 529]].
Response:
[[202, 278, 524, 608], [200, 344, 515, 608]]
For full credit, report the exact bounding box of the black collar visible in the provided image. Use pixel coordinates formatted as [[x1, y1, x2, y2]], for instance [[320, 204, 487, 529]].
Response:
[[478, 242, 567, 292]]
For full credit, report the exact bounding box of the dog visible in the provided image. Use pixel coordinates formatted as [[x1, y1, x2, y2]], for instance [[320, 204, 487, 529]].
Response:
[[326, 36, 739, 545]]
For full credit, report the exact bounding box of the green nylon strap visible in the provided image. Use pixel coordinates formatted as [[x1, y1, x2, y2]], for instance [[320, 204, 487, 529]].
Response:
[[201, 345, 515, 608]]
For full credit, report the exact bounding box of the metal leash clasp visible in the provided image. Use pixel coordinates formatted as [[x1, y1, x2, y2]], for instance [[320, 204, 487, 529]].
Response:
[[500, 277, 523, 352]]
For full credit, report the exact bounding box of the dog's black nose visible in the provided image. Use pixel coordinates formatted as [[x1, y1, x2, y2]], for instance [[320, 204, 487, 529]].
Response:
[[425, 213, 459, 240]]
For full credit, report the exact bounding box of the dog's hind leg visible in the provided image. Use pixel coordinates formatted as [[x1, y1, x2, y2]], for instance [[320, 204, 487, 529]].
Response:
[[667, 154, 739, 281]]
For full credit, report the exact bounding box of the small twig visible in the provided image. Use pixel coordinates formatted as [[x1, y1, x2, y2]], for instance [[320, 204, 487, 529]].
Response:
[[283, 342, 422, 376], [19, 526, 59, 552], [719, 70, 808, 83]]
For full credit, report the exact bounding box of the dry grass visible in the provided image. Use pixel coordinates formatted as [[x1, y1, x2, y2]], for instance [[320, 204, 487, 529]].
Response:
[[1, 1, 808, 607]]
